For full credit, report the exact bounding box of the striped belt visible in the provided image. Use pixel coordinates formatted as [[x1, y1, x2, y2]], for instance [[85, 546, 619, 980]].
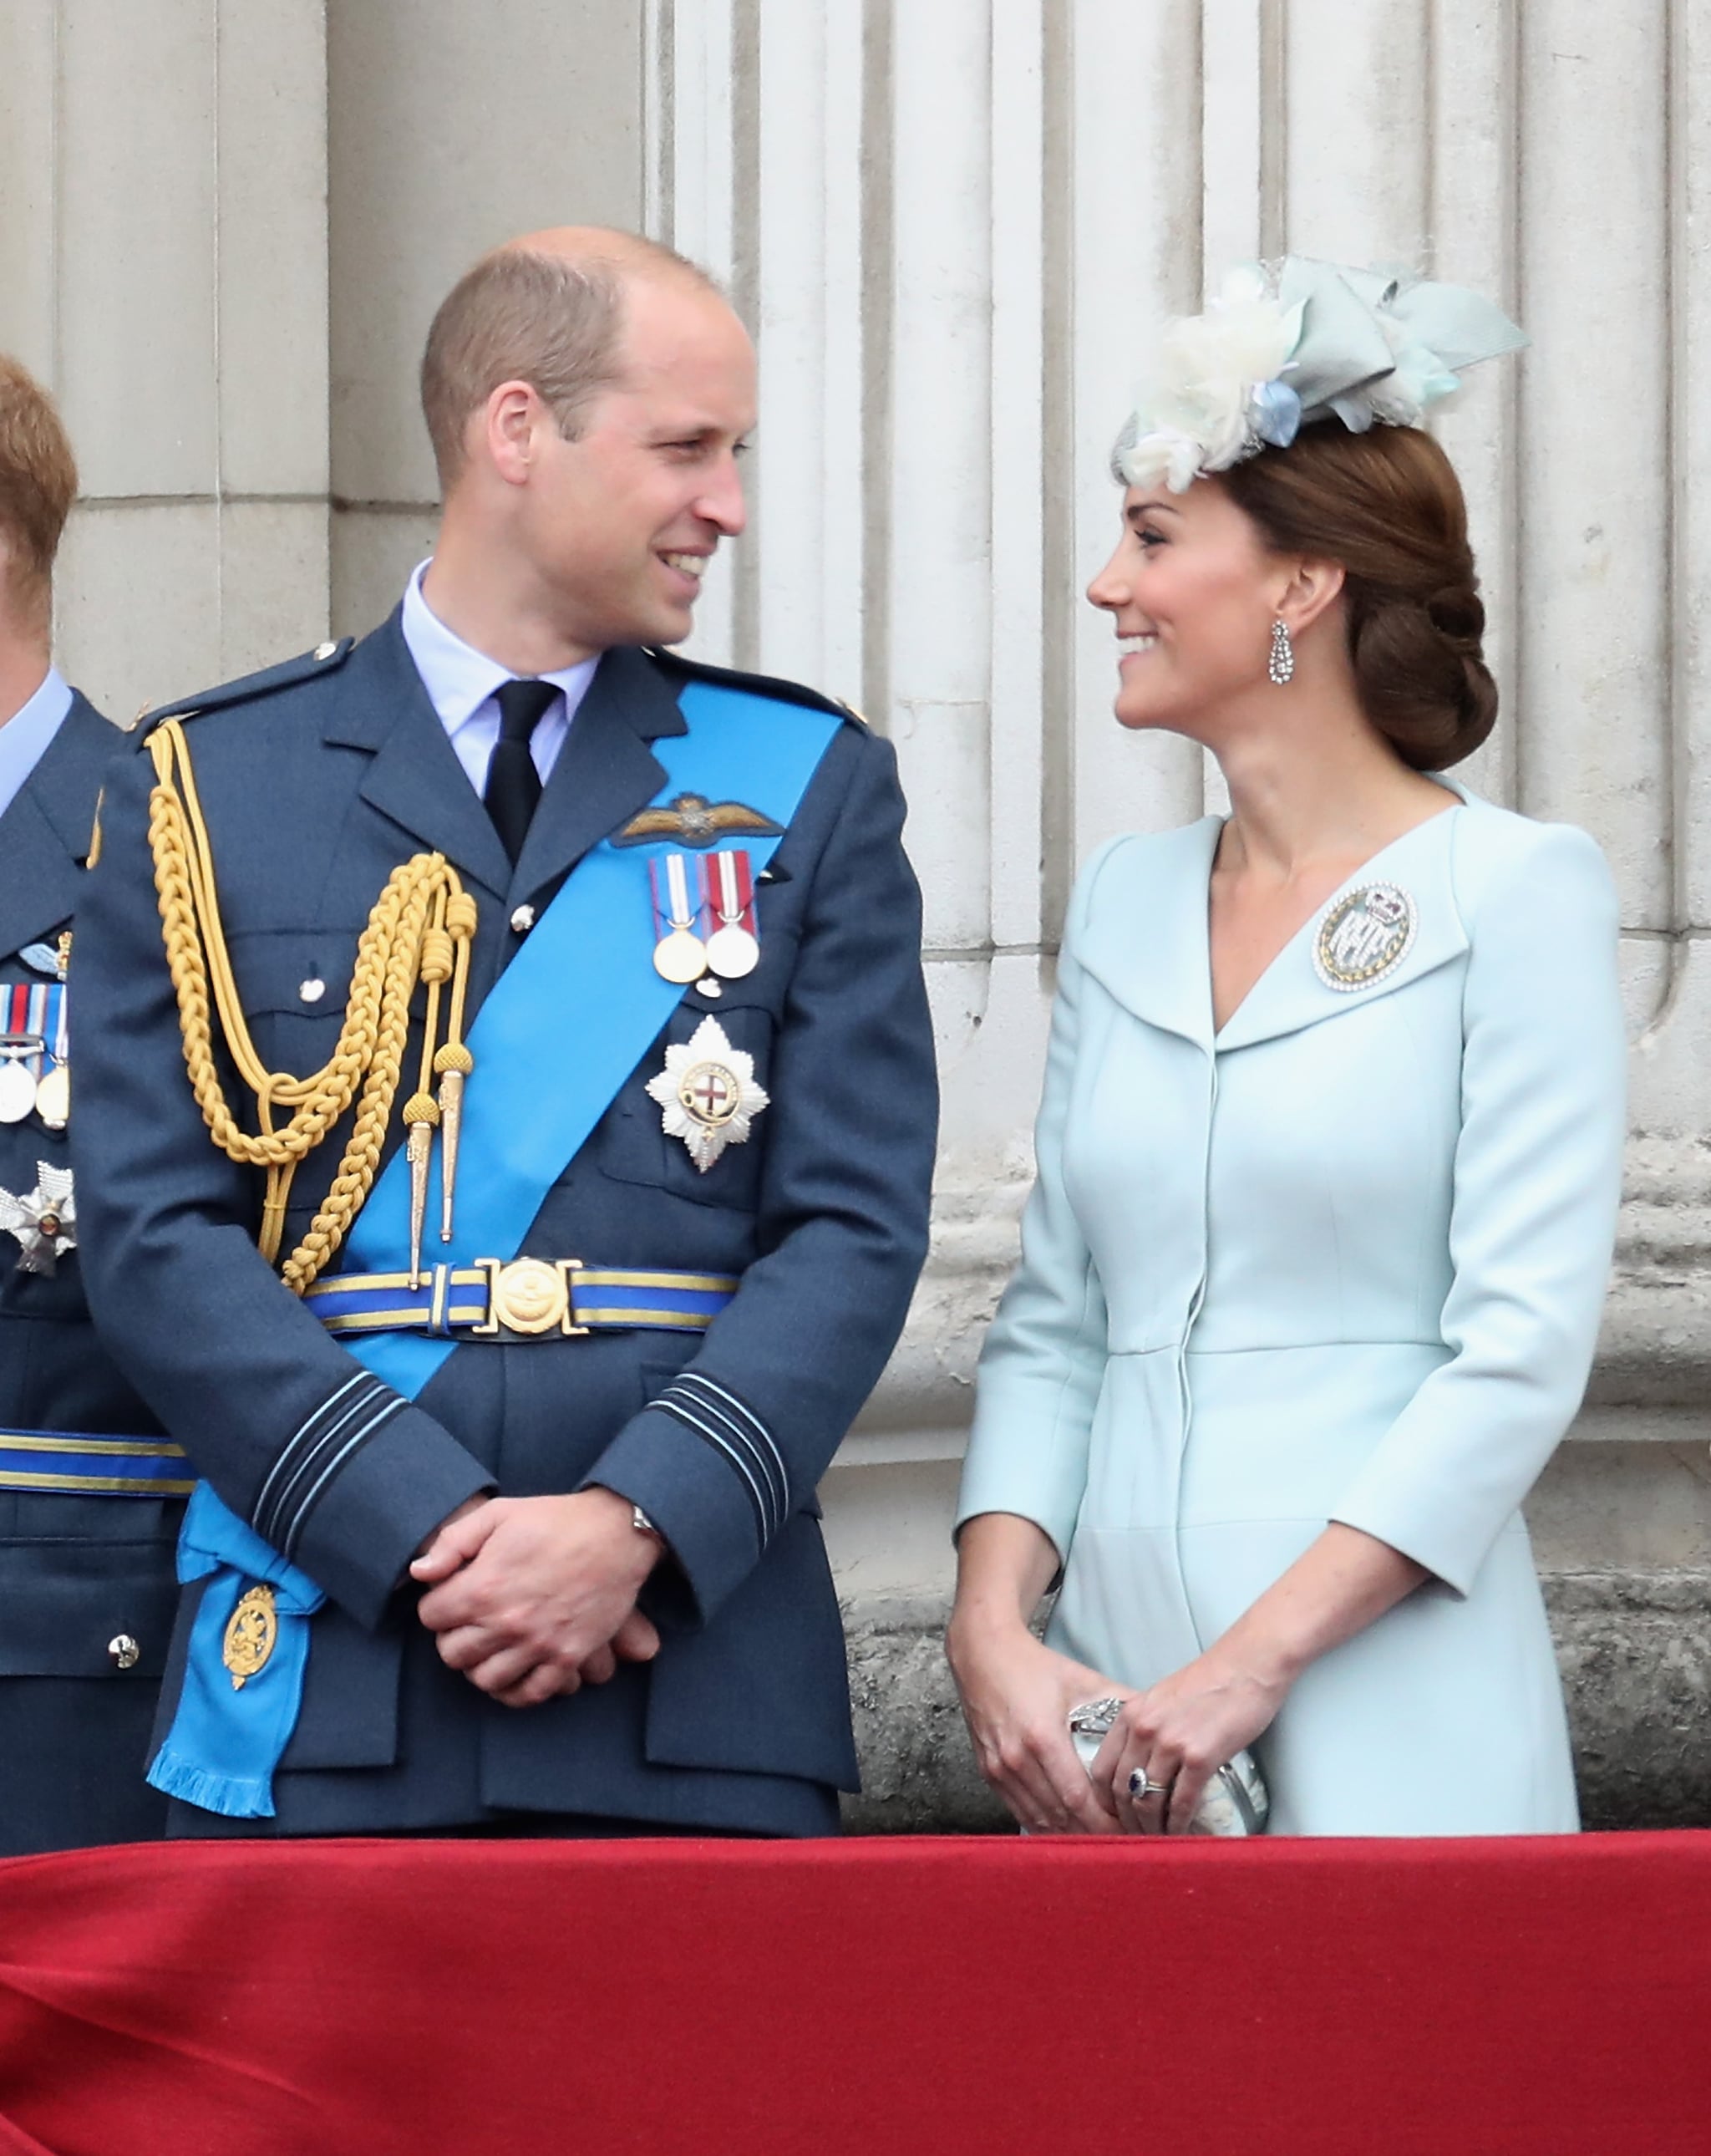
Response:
[[0, 1429, 195, 1498], [304, 1259, 739, 1344]]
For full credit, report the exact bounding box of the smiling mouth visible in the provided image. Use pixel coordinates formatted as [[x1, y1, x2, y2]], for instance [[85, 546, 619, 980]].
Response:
[[1118, 633, 1160, 654], [661, 552, 709, 582]]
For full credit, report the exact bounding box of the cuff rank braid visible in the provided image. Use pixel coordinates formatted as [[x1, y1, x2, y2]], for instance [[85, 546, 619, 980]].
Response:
[[251, 1370, 409, 1559], [146, 716, 480, 1293], [652, 1370, 789, 1547]]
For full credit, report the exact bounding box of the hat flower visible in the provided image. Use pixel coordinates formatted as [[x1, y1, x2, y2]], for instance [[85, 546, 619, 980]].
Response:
[[1111, 257, 1526, 494]]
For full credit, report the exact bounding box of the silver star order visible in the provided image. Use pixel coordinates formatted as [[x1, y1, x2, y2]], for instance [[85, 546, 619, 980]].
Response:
[[0, 1161, 77, 1276], [646, 1015, 769, 1173]]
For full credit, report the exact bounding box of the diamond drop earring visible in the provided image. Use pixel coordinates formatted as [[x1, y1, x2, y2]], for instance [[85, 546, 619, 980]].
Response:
[[1267, 618, 1295, 686]]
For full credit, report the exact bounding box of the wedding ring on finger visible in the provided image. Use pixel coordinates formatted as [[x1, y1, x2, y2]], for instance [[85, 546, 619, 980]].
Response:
[[1128, 1768, 1170, 1802]]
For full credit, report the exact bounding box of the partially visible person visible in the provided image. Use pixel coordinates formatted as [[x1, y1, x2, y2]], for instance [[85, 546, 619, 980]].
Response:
[[71, 230, 935, 1838], [0, 354, 188, 1854], [947, 260, 1623, 1837]]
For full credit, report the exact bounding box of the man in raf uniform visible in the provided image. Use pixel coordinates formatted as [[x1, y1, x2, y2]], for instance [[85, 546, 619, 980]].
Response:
[[73, 229, 937, 1837], [0, 355, 188, 1853]]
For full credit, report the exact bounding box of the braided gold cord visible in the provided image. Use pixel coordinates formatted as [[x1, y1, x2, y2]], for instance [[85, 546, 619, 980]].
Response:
[[146, 718, 476, 1293]]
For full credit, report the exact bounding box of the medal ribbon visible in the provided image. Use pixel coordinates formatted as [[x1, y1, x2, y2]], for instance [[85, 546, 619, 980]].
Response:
[[649, 852, 707, 942], [155, 678, 844, 1818], [710, 849, 756, 934]]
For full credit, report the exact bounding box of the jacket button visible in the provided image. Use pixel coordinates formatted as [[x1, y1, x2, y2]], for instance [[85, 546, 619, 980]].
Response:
[[108, 1635, 141, 1670], [313, 641, 338, 661], [299, 978, 327, 1003], [510, 904, 535, 933]]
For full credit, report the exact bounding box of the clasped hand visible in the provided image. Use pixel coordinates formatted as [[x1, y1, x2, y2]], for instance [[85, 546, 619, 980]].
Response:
[[410, 1488, 662, 1710], [950, 1615, 1285, 1835]]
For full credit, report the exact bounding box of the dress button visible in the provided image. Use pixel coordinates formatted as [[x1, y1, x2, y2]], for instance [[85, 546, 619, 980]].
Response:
[[313, 641, 338, 661], [510, 905, 536, 933], [299, 978, 327, 1004], [109, 1635, 140, 1670]]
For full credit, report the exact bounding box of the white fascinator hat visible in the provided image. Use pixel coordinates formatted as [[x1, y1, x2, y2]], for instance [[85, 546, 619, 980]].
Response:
[[1111, 257, 1527, 496]]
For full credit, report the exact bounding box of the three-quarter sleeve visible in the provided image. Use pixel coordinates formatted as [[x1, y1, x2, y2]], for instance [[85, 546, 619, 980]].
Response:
[[1329, 821, 1626, 1593], [953, 847, 1115, 1559]]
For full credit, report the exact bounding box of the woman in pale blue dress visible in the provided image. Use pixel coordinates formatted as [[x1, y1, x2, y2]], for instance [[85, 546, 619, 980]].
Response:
[[947, 262, 1625, 1837]]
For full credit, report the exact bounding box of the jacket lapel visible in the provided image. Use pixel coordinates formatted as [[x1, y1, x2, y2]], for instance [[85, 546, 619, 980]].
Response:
[[327, 612, 515, 899], [1213, 797, 1470, 1053], [510, 645, 686, 903], [0, 693, 114, 960], [1074, 817, 1221, 1050]]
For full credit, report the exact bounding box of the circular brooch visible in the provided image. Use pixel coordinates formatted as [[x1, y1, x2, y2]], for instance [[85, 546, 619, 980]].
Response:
[[1312, 881, 1418, 992]]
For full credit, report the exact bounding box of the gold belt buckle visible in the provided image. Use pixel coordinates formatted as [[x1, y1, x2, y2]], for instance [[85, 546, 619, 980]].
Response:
[[470, 1257, 589, 1339]]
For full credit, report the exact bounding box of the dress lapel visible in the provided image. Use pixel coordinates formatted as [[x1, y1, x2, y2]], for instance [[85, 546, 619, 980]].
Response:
[[0, 694, 114, 959], [1074, 817, 1221, 1050], [327, 612, 515, 900], [510, 646, 686, 903], [1213, 796, 1470, 1054]]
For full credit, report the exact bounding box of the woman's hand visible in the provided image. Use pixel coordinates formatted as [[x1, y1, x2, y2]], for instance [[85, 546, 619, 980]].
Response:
[[1089, 1639, 1286, 1835], [946, 1613, 1125, 1835]]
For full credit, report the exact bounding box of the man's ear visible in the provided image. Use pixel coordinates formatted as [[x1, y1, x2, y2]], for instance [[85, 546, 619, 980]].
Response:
[[481, 381, 547, 488]]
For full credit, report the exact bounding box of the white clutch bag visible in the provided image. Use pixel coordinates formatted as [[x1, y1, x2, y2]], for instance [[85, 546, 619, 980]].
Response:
[[1068, 1699, 1270, 1836]]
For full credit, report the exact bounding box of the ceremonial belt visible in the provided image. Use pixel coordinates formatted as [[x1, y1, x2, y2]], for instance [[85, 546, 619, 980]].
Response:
[[304, 1260, 737, 1342], [0, 1429, 195, 1497]]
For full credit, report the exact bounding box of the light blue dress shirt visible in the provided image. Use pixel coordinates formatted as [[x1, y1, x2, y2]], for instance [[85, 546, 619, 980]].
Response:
[[0, 665, 74, 824], [399, 561, 598, 797]]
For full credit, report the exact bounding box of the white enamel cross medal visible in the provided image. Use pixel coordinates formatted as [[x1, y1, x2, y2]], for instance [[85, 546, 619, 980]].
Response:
[[0, 1161, 77, 1275], [646, 1016, 769, 1173]]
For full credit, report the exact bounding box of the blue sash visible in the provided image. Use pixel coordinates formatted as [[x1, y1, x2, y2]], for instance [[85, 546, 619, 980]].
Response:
[[150, 680, 841, 1816]]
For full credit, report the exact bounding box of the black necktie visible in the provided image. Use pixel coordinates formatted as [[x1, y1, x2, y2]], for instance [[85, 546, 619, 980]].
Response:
[[484, 678, 557, 865]]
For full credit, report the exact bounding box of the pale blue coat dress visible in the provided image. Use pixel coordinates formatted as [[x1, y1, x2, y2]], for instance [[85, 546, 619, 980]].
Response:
[[956, 787, 1625, 1835]]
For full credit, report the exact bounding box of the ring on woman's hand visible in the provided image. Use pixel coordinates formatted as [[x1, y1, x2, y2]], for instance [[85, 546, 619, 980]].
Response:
[[1128, 1769, 1170, 1800]]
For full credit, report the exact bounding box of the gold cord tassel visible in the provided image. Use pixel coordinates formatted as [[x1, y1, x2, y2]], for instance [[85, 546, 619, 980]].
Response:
[[146, 717, 480, 1294], [401, 1095, 439, 1289]]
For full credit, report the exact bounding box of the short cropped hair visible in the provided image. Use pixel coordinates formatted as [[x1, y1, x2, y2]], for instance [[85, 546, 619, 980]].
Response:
[[0, 354, 78, 617], [419, 239, 717, 490]]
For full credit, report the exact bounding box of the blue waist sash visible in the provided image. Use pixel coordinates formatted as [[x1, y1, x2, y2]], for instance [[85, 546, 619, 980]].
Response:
[[0, 1428, 194, 1497], [151, 679, 842, 1817]]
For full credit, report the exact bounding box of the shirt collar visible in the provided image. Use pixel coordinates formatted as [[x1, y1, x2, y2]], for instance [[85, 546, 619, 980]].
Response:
[[0, 665, 74, 826], [399, 560, 599, 732]]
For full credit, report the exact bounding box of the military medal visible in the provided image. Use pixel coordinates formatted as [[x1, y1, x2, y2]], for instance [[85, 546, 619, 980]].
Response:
[[646, 1014, 769, 1172], [1, 983, 53, 1124], [651, 852, 708, 984], [33, 980, 70, 1129], [704, 850, 760, 980], [0, 1161, 77, 1275], [0, 1046, 36, 1124], [1312, 882, 1418, 991], [33, 1063, 69, 1131]]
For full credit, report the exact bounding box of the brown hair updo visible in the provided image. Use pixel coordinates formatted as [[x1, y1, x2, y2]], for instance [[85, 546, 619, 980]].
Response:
[[1218, 423, 1497, 770]]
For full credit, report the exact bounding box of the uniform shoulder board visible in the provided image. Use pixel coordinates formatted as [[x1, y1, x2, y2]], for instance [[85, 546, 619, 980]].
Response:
[[642, 646, 866, 727], [139, 637, 355, 734]]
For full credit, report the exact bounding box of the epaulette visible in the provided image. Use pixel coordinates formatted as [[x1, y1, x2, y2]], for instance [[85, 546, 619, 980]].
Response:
[[642, 646, 869, 729], [138, 637, 355, 735]]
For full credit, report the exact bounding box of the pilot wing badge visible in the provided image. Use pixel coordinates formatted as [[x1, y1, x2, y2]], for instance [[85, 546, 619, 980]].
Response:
[[646, 1016, 769, 1172], [615, 792, 783, 849]]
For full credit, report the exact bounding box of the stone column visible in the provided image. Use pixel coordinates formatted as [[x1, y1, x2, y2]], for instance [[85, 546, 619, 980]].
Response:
[[0, 0, 332, 717]]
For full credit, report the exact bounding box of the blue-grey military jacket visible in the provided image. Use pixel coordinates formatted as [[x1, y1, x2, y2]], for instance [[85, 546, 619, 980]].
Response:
[[71, 615, 937, 1835], [0, 691, 180, 1854]]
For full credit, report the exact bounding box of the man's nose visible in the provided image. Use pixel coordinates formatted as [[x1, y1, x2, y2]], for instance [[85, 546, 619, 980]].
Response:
[[698, 453, 748, 537]]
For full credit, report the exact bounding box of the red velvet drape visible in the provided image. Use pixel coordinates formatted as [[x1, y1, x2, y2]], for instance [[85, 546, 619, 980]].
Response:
[[1, 1833, 1706, 2155]]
